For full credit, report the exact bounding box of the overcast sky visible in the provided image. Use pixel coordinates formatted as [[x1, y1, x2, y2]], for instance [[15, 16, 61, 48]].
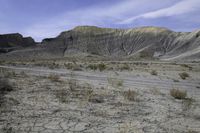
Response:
[[0, 0, 200, 41]]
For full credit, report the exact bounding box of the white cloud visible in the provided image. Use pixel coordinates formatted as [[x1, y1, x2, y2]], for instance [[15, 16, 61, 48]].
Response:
[[23, 0, 175, 41], [120, 0, 200, 24]]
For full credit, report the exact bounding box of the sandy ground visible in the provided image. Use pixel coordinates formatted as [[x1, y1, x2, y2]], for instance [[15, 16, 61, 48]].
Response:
[[0, 62, 200, 133]]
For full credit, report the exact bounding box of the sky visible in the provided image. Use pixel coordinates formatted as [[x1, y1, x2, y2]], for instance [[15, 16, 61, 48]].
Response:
[[0, 0, 200, 41]]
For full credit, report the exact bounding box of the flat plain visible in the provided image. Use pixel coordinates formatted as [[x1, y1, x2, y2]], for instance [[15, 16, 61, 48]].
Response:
[[0, 59, 200, 133]]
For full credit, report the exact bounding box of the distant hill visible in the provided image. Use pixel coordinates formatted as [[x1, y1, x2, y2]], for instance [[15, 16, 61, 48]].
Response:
[[1, 26, 200, 61], [0, 33, 35, 53]]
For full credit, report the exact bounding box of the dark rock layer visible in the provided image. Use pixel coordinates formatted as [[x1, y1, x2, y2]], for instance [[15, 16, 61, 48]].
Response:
[[0, 33, 35, 53]]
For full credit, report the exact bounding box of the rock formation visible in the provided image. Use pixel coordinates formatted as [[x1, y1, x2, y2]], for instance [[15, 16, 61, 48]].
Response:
[[0, 33, 35, 53], [1, 26, 200, 61]]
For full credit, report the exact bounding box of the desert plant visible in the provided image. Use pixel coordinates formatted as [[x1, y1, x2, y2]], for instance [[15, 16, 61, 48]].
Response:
[[179, 72, 189, 80], [87, 64, 98, 71], [150, 70, 158, 76], [49, 62, 59, 69], [123, 89, 137, 101], [0, 78, 13, 107], [170, 89, 187, 99], [98, 63, 107, 71], [120, 63, 131, 71], [48, 74, 61, 82], [180, 64, 192, 70], [173, 79, 180, 82], [88, 94, 104, 103], [64, 63, 74, 69], [0, 78, 13, 94]]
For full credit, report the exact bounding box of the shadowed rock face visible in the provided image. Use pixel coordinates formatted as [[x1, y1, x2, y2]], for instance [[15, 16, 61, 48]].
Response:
[[0, 33, 35, 53], [1, 26, 200, 61]]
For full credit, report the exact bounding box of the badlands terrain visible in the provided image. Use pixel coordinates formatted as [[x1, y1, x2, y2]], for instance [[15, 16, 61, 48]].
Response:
[[0, 26, 200, 133]]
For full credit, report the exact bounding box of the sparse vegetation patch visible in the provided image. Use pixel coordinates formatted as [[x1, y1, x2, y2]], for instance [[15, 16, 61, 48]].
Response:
[[150, 70, 158, 76], [170, 89, 187, 99], [87, 63, 106, 71], [98, 63, 106, 71], [87, 64, 98, 71], [179, 72, 189, 80], [48, 74, 61, 82], [0, 78, 13, 107], [120, 63, 131, 71], [123, 89, 137, 101]]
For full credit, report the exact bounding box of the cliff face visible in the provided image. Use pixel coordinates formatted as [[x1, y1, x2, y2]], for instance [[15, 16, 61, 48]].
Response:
[[0, 33, 35, 53], [1, 26, 200, 61], [39, 26, 200, 60]]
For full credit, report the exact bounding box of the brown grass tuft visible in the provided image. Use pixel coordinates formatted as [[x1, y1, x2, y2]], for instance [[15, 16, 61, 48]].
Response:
[[150, 70, 158, 76], [48, 74, 61, 82], [123, 89, 137, 101], [170, 89, 187, 99]]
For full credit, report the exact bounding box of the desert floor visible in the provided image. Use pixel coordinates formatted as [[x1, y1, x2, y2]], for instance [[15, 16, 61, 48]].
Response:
[[0, 60, 200, 133]]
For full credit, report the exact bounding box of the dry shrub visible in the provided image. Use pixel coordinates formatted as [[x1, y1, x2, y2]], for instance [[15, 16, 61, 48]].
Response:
[[87, 64, 98, 71], [150, 70, 158, 76], [180, 64, 192, 70], [123, 89, 137, 101], [179, 72, 189, 80], [49, 62, 59, 69], [98, 63, 106, 71], [170, 89, 187, 99], [0, 78, 13, 93], [87, 63, 106, 71], [88, 94, 104, 103], [64, 63, 82, 71], [48, 74, 61, 82], [120, 63, 131, 71], [0, 78, 13, 106]]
